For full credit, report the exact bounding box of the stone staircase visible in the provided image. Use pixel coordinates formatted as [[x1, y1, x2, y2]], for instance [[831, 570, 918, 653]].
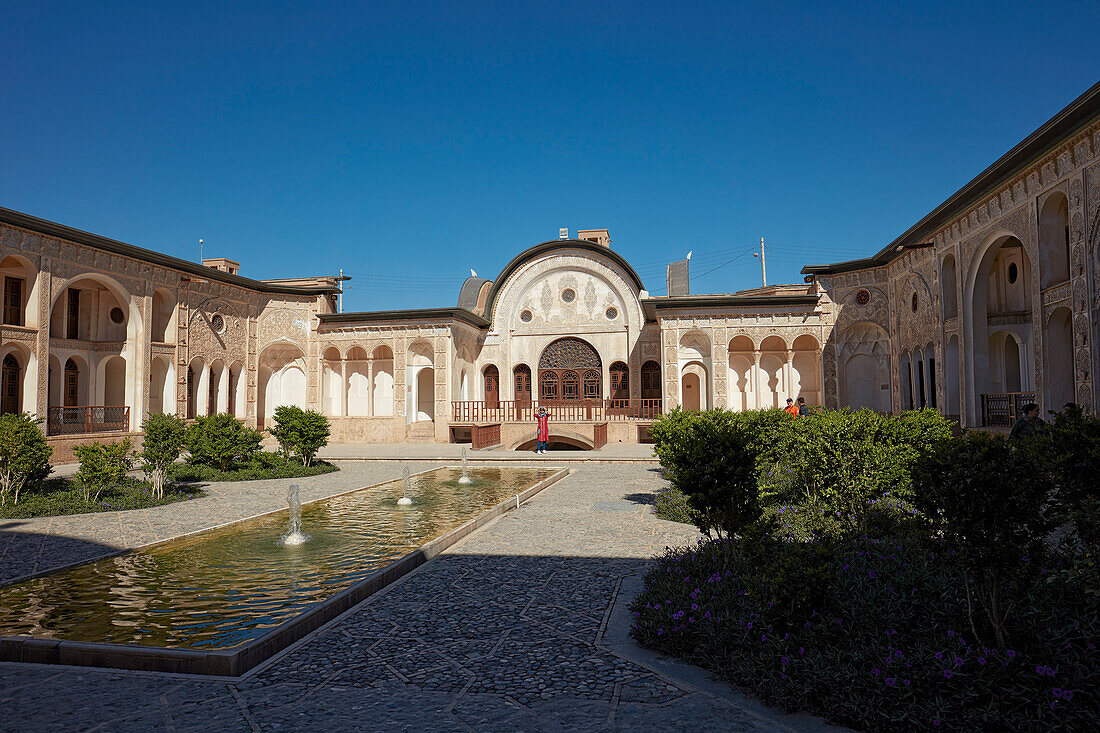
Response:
[[405, 421, 437, 442]]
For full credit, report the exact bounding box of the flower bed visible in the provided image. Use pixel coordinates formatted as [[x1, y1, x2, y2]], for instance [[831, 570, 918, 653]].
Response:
[[631, 538, 1097, 730], [0, 477, 202, 518]]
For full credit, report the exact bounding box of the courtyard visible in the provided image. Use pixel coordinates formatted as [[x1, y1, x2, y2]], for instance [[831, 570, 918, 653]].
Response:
[[0, 453, 830, 732]]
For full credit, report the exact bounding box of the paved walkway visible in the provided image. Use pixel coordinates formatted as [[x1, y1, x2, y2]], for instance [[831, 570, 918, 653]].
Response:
[[0, 462, 834, 731]]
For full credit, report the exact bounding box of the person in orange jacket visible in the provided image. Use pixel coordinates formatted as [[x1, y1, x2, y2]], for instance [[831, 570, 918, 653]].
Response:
[[783, 398, 800, 417]]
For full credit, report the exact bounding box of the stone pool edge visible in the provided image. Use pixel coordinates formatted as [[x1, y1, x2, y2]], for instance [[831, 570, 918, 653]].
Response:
[[0, 467, 571, 677]]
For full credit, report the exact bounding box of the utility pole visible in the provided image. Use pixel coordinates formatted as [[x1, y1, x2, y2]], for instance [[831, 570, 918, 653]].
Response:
[[338, 268, 343, 313], [753, 236, 767, 287]]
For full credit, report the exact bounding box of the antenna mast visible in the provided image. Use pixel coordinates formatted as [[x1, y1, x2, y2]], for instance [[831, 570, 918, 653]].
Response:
[[759, 236, 767, 287]]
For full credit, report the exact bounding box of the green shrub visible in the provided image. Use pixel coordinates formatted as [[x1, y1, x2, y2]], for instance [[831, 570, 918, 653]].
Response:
[[654, 485, 696, 524], [269, 405, 330, 466], [74, 439, 133, 504], [911, 432, 1058, 651], [0, 412, 52, 506], [761, 408, 951, 529], [140, 413, 186, 499], [184, 413, 261, 470], [651, 408, 760, 540], [1045, 405, 1100, 548]]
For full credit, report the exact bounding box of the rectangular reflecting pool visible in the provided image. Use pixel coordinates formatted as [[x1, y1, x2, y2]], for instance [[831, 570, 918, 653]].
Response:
[[0, 467, 555, 654]]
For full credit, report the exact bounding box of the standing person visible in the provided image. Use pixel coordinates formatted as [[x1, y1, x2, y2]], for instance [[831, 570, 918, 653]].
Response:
[[797, 396, 810, 417], [784, 398, 800, 417], [535, 407, 550, 454], [1009, 403, 1046, 439]]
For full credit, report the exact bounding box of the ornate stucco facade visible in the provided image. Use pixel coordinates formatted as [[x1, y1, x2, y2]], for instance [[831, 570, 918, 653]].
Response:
[[3, 81, 1100, 452]]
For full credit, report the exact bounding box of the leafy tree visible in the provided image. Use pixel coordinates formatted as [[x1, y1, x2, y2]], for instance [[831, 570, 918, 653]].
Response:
[[140, 413, 186, 498], [184, 413, 261, 470], [911, 432, 1058, 650], [651, 408, 760, 540], [0, 413, 52, 506], [270, 405, 330, 466], [74, 439, 133, 504]]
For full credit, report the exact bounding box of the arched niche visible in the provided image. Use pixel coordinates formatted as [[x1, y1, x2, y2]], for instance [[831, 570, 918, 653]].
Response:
[[1, 254, 38, 328], [965, 232, 1033, 424], [1039, 192, 1070, 289], [941, 253, 958, 320]]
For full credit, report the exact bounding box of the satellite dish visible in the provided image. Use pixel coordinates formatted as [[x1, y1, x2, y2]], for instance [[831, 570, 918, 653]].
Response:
[[470, 269, 477, 277]]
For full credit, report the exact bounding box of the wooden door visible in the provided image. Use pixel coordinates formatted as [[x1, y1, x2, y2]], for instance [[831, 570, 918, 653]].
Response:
[[484, 366, 499, 409], [3, 277, 22, 326], [63, 360, 79, 407], [514, 365, 532, 407], [1, 354, 19, 414]]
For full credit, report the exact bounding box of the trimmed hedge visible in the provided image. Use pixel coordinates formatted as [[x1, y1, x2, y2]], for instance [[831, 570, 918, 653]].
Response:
[[169, 451, 338, 482]]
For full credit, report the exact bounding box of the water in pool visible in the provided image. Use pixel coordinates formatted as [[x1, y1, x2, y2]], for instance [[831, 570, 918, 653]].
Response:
[[0, 467, 552, 649]]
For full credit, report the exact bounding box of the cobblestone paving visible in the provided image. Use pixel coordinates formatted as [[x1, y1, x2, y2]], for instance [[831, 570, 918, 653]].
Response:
[[0, 464, 811, 732]]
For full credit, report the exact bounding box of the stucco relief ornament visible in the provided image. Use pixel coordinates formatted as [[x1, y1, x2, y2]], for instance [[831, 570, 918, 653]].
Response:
[[583, 279, 597, 311], [540, 283, 553, 312]]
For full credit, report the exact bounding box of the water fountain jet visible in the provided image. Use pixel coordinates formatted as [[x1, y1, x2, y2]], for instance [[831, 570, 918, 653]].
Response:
[[280, 483, 309, 546], [397, 467, 414, 505], [458, 447, 473, 484]]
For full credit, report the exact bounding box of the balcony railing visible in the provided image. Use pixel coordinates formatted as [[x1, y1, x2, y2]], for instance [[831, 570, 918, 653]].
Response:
[[981, 392, 1035, 428], [47, 406, 130, 436], [451, 399, 663, 423]]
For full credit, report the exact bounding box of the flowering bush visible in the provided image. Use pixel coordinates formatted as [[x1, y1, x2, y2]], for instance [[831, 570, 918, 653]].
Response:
[[631, 536, 1098, 730]]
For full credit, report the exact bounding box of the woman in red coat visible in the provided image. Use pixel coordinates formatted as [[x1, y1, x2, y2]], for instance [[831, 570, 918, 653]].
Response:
[[535, 407, 550, 454]]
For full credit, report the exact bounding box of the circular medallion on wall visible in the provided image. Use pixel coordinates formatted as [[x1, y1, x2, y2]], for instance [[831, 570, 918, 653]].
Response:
[[561, 288, 576, 303], [911, 292, 918, 312], [211, 313, 226, 334], [605, 307, 618, 320], [1008, 262, 1018, 283], [109, 307, 125, 324], [520, 310, 533, 323], [855, 289, 870, 305]]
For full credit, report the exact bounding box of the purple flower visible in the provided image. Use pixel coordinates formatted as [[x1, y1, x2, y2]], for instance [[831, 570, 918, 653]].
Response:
[[872, 668, 881, 676], [781, 656, 789, 665], [799, 647, 805, 655], [1007, 650, 1016, 658], [978, 658, 986, 665], [885, 677, 896, 687], [942, 670, 953, 679]]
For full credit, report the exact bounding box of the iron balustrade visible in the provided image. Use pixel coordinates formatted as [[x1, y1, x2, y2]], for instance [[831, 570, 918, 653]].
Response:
[[451, 398, 663, 423], [981, 392, 1035, 428], [47, 406, 130, 436]]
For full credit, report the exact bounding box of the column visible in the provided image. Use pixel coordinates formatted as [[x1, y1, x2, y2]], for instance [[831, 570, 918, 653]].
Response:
[[367, 358, 374, 417], [340, 359, 348, 417], [784, 349, 794, 402], [752, 354, 761, 410]]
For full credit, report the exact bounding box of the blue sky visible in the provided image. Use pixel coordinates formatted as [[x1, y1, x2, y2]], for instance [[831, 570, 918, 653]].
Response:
[[2, 1, 1097, 310]]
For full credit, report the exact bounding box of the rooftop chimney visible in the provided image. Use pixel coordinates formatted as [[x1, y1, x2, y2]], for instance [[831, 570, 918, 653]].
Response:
[[576, 228, 612, 247], [203, 258, 240, 276], [666, 258, 690, 296]]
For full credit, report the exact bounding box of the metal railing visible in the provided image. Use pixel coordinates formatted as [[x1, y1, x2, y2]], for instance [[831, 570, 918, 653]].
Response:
[[981, 392, 1035, 428], [451, 398, 663, 423], [47, 406, 130, 436]]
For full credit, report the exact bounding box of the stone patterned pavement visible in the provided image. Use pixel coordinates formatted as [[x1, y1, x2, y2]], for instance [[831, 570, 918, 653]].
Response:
[[0, 463, 830, 731]]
